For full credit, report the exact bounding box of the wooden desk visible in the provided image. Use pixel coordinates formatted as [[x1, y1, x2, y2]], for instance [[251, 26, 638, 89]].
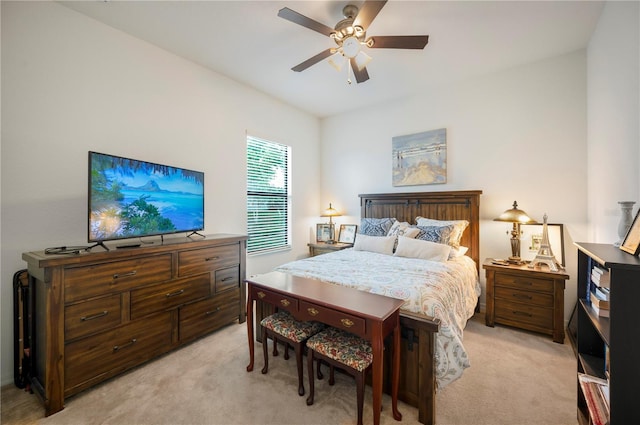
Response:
[[246, 271, 403, 425]]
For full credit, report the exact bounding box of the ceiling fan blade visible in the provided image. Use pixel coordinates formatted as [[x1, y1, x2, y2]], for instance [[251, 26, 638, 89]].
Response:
[[278, 7, 335, 37], [368, 35, 429, 49], [292, 49, 334, 72], [353, 0, 387, 30], [350, 58, 370, 84]]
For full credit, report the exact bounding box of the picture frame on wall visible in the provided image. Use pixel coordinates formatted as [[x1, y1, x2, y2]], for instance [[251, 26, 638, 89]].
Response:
[[316, 223, 334, 243], [520, 223, 565, 265], [620, 210, 640, 256], [338, 224, 357, 244]]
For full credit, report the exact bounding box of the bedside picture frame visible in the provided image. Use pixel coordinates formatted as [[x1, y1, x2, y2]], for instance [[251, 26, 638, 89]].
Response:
[[316, 223, 334, 243], [520, 223, 565, 265], [338, 224, 357, 244], [620, 209, 640, 256]]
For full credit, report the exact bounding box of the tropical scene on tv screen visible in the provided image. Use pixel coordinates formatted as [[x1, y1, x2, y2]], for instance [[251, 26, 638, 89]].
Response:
[[89, 153, 204, 241]]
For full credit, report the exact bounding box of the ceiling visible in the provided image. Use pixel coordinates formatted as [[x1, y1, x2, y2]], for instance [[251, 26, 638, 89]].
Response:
[[59, 1, 604, 118]]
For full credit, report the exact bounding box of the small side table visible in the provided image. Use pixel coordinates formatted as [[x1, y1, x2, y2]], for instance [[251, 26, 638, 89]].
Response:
[[483, 258, 569, 343], [308, 242, 353, 257]]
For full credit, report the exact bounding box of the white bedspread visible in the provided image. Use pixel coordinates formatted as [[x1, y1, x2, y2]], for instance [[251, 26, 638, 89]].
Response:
[[275, 249, 481, 388]]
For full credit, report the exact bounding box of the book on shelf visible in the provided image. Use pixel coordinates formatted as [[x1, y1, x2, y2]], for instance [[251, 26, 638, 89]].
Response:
[[590, 287, 610, 310], [590, 302, 610, 318], [579, 373, 610, 425], [591, 266, 610, 288]]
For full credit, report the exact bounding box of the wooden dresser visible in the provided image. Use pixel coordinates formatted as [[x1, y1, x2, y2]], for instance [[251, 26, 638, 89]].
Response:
[[483, 259, 569, 343], [22, 234, 247, 416]]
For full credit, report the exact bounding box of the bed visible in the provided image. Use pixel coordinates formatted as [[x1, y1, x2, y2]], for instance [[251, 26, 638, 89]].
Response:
[[258, 190, 482, 425]]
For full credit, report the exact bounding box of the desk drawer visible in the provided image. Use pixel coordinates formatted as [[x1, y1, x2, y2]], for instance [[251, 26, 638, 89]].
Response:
[[64, 255, 172, 303], [178, 244, 240, 277], [252, 287, 298, 313], [65, 294, 122, 341], [494, 286, 553, 308], [299, 301, 366, 336], [130, 274, 210, 319], [494, 273, 553, 294], [65, 312, 172, 391]]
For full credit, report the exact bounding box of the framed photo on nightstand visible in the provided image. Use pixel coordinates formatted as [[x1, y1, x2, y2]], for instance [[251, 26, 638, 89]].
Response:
[[338, 224, 357, 244], [316, 224, 334, 243]]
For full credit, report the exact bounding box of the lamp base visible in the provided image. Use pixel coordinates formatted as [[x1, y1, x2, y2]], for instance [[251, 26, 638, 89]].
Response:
[[325, 240, 336, 245], [507, 256, 525, 265]]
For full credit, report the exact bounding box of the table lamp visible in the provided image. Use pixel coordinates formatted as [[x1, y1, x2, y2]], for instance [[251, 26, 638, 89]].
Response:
[[321, 203, 341, 244], [493, 201, 537, 264]]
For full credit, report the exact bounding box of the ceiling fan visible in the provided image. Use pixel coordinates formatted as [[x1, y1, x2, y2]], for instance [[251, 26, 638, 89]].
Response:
[[278, 0, 429, 84]]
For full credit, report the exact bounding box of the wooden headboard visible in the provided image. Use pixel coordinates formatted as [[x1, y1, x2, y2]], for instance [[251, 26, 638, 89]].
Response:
[[359, 190, 482, 271]]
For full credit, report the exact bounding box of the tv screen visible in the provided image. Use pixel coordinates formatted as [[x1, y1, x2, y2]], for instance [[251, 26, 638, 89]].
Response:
[[88, 151, 204, 243]]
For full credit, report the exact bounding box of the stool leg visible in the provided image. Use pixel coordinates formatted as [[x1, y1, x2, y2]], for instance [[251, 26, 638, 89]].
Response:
[[355, 372, 364, 425], [306, 349, 315, 406], [284, 343, 290, 360], [317, 359, 324, 380], [272, 336, 279, 357], [295, 343, 304, 396], [261, 327, 269, 375], [329, 365, 335, 385]]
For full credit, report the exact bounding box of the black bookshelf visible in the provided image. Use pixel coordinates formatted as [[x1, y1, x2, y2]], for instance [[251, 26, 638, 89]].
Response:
[[575, 242, 640, 425]]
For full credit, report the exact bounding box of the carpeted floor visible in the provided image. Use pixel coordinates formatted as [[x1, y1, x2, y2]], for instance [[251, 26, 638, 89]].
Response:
[[1, 314, 578, 425]]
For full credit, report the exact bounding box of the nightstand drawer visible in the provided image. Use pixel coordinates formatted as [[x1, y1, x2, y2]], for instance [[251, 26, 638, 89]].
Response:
[[495, 301, 552, 329], [494, 286, 553, 308], [494, 273, 553, 293]]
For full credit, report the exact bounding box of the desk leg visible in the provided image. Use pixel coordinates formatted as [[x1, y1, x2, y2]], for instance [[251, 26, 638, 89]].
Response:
[[392, 313, 402, 421], [372, 323, 383, 425], [246, 289, 254, 372]]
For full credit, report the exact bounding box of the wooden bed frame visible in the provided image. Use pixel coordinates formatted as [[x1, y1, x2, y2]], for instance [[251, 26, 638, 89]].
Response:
[[359, 190, 482, 425]]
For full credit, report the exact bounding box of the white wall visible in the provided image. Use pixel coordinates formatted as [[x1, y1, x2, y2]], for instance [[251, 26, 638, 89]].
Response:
[[320, 51, 589, 319], [0, 1, 320, 385], [587, 1, 640, 243]]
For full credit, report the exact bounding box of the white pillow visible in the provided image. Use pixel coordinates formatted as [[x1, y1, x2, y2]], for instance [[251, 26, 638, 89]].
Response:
[[448, 246, 469, 259], [353, 234, 395, 255], [394, 236, 452, 262]]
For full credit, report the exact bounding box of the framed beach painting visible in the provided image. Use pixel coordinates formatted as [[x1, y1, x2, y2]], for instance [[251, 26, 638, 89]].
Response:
[[392, 128, 447, 186]]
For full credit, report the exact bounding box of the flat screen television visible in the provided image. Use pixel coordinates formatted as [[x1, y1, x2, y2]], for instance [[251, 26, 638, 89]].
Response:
[[88, 151, 204, 245]]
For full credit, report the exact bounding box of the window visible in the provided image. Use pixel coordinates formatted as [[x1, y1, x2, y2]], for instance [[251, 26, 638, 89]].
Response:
[[246, 135, 291, 254]]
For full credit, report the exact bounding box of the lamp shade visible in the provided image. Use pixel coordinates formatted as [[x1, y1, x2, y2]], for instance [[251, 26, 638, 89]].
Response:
[[321, 203, 341, 218], [493, 201, 536, 224]]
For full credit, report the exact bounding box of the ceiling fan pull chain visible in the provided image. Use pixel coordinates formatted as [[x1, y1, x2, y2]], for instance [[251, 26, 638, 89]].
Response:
[[347, 59, 352, 85]]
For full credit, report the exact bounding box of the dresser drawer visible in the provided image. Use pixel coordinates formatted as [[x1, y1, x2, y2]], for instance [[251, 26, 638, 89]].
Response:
[[494, 273, 553, 293], [130, 273, 210, 320], [494, 286, 553, 308], [299, 301, 366, 337], [179, 289, 240, 342], [65, 312, 173, 392], [215, 266, 239, 293], [252, 287, 298, 313], [64, 254, 172, 303], [178, 244, 240, 277], [65, 294, 122, 341], [495, 301, 552, 329]]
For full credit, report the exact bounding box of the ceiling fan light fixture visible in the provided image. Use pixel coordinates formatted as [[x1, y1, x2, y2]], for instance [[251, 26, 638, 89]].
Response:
[[328, 52, 346, 72], [354, 51, 372, 70], [342, 36, 361, 58]]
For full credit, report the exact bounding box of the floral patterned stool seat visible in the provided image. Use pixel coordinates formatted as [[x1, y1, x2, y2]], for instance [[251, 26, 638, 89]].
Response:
[[305, 326, 374, 425], [260, 310, 325, 396]]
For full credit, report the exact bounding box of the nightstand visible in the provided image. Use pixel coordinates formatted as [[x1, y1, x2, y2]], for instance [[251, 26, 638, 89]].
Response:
[[483, 258, 569, 343], [307, 242, 353, 257]]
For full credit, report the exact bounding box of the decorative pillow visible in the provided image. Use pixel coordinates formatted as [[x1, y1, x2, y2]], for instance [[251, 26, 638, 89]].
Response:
[[359, 217, 396, 236], [413, 224, 456, 246], [394, 236, 452, 262], [448, 246, 469, 259], [415, 217, 469, 249], [387, 221, 420, 239], [353, 234, 395, 255]]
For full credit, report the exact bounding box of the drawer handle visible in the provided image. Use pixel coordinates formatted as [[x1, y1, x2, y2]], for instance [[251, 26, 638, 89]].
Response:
[[113, 338, 137, 352], [513, 311, 532, 317], [81, 311, 108, 322], [280, 299, 291, 307], [166, 289, 185, 298], [205, 256, 220, 262], [307, 307, 319, 316], [513, 294, 532, 300], [340, 318, 355, 328], [206, 307, 221, 315], [257, 291, 266, 299], [221, 276, 234, 282], [113, 270, 137, 280]]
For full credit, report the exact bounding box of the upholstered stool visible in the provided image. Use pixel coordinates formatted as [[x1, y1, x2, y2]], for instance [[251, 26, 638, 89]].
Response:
[[305, 327, 373, 425], [260, 310, 324, 396]]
